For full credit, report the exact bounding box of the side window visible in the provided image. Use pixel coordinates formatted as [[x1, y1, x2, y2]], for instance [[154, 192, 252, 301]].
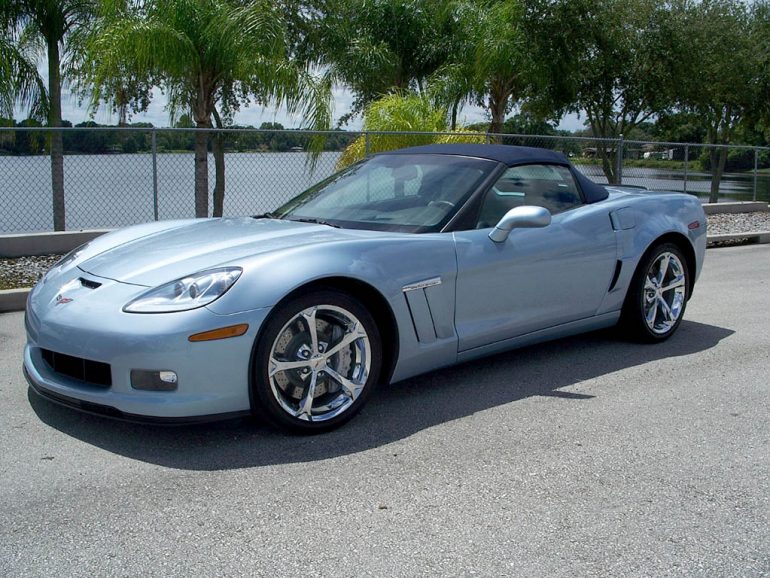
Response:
[[476, 164, 583, 228]]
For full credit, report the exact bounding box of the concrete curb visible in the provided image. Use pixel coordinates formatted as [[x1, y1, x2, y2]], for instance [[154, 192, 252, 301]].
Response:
[[703, 201, 769, 215], [0, 289, 29, 313], [0, 230, 109, 258], [2, 202, 769, 313], [707, 231, 770, 247]]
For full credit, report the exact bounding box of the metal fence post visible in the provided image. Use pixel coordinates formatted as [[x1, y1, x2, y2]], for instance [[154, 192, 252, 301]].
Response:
[[754, 148, 759, 202], [364, 132, 370, 157], [683, 145, 689, 194], [151, 128, 159, 221], [616, 134, 624, 185]]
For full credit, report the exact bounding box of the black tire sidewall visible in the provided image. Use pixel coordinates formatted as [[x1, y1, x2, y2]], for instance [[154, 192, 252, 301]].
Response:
[[252, 289, 382, 433]]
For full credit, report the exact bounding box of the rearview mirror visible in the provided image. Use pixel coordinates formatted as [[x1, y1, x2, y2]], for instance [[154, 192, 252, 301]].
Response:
[[488, 206, 551, 243], [392, 165, 419, 181]]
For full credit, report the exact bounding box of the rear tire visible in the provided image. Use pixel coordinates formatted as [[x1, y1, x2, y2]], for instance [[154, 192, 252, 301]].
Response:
[[620, 243, 689, 343], [252, 290, 381, 433]]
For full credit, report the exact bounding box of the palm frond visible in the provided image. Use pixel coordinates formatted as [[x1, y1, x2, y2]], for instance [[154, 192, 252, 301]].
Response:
[[0, 34, 47, 120], [336, 93, 486, 169]]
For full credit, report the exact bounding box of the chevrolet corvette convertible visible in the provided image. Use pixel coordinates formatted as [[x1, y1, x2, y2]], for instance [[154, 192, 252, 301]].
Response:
[[24, 144, 707, 432]]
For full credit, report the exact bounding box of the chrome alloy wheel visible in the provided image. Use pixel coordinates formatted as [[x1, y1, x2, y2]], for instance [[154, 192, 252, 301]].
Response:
[[267, 305, 371, 422], [643, 251, 687, 335]]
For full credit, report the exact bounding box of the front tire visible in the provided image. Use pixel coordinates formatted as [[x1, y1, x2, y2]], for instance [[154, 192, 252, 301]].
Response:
[[620, 243, 689, 343], [252, 290, 382, 433]]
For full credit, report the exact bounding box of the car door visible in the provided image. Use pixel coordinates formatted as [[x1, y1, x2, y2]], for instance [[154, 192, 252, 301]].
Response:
[[453, 163, 617, 352]]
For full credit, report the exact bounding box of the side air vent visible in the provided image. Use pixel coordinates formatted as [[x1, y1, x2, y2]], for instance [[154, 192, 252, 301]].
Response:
[[402, 277, 442, 344], [608, 260, 623, 292]]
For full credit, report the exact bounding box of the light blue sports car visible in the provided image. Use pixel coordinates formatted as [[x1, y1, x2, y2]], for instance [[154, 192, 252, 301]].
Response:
[[23, 144, 707, 432]]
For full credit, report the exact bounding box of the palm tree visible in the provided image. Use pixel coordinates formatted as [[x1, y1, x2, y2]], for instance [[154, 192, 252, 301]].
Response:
[[433, 0, 528, 139], [337, 93, 483, 168], [2, 0, 94, 231], [89, 0, 332, 218]]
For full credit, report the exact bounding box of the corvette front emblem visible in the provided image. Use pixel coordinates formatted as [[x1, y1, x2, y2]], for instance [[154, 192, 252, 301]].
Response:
[[55, 294, 73, 305]]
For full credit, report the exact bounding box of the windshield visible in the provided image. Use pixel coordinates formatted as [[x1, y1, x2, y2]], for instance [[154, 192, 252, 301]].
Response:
[[273, 154, 497, 233]]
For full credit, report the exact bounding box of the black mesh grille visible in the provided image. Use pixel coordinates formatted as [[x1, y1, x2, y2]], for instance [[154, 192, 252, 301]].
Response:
[[40, 349, 112, 387]]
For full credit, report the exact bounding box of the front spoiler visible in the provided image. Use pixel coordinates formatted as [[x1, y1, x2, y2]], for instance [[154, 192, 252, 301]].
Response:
[[24, 365, 251, 426]]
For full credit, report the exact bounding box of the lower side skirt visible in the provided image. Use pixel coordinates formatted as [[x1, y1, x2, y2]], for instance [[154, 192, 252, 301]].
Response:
[[456, 311, 621, 364]]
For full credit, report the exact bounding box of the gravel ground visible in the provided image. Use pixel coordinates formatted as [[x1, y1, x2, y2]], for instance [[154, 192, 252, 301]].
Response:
[[0, 255, 61, 290], [1, 211, 769, 290], [707, 211, 770, 235]]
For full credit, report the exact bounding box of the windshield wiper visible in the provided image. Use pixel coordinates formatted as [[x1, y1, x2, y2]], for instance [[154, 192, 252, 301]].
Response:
[[289, 217, 341, 228], [252, 212, 277, 219]]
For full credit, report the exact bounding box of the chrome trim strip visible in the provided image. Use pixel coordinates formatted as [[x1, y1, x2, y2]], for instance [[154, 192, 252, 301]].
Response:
[[402, 277, 442, 292]]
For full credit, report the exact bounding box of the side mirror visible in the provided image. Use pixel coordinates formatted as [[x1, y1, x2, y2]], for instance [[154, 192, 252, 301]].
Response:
[[488, 206, 551, 243]]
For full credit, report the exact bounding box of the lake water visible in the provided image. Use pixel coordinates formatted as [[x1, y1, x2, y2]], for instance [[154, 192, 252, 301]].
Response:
[[0, 152, 345, 234], [580, 165, 770, 202], [1, 152, 768, 234]]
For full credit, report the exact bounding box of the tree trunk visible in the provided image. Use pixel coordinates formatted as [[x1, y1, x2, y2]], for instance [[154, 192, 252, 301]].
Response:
[[118, 103, 128, 127], [487, 78, 510, 144], [450, 101, 459, 131], [709, 147, 728, 203], [488, 95, 506, 143], [193, 127, 209, 218], [707, 108, 733, 204], [587, 114, 618, 184], [48, 39, 65, 231], [598, 147, 618, 184], [212, 108, 225, 218]]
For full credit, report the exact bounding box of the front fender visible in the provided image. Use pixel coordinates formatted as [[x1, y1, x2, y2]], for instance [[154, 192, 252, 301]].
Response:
[[208, 234, 462, 383]]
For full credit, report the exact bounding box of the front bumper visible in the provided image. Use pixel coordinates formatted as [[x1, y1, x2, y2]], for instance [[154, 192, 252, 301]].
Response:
[[24, 364, 251, 424], [24, 275, 271, 419]]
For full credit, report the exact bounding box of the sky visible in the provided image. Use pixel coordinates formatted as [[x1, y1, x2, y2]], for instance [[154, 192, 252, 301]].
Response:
[[19, 64, 586, 132]]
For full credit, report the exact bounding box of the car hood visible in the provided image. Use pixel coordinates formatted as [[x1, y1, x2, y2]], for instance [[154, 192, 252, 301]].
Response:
[[78, 218, 370, 287]]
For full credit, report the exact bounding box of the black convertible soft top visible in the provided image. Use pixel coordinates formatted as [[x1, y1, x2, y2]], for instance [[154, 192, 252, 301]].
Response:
[[382, 143, 609, 203], [385, 143, 568, 165]]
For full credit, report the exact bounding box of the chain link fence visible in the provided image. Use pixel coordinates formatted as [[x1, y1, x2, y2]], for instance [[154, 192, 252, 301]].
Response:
[[1, 127, 769, 234]]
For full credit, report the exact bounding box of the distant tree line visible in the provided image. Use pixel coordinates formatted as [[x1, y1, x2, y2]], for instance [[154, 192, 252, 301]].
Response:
[[0, 118, 354, 155]]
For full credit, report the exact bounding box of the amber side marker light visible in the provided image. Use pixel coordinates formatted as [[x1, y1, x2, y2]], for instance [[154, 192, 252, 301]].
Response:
[[688, 221, 701, 230], [189, 324, 249, 342]]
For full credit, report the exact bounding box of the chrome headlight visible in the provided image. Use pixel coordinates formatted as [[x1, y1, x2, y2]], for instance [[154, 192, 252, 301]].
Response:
[[123, 267, 242, 313]]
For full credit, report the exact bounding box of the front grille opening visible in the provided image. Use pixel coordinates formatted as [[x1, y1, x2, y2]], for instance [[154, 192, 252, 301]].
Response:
[[41, 349, 112, 387]]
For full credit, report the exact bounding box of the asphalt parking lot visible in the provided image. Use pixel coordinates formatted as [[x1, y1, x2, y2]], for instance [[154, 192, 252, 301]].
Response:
[[1, 244, 768, 577]]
